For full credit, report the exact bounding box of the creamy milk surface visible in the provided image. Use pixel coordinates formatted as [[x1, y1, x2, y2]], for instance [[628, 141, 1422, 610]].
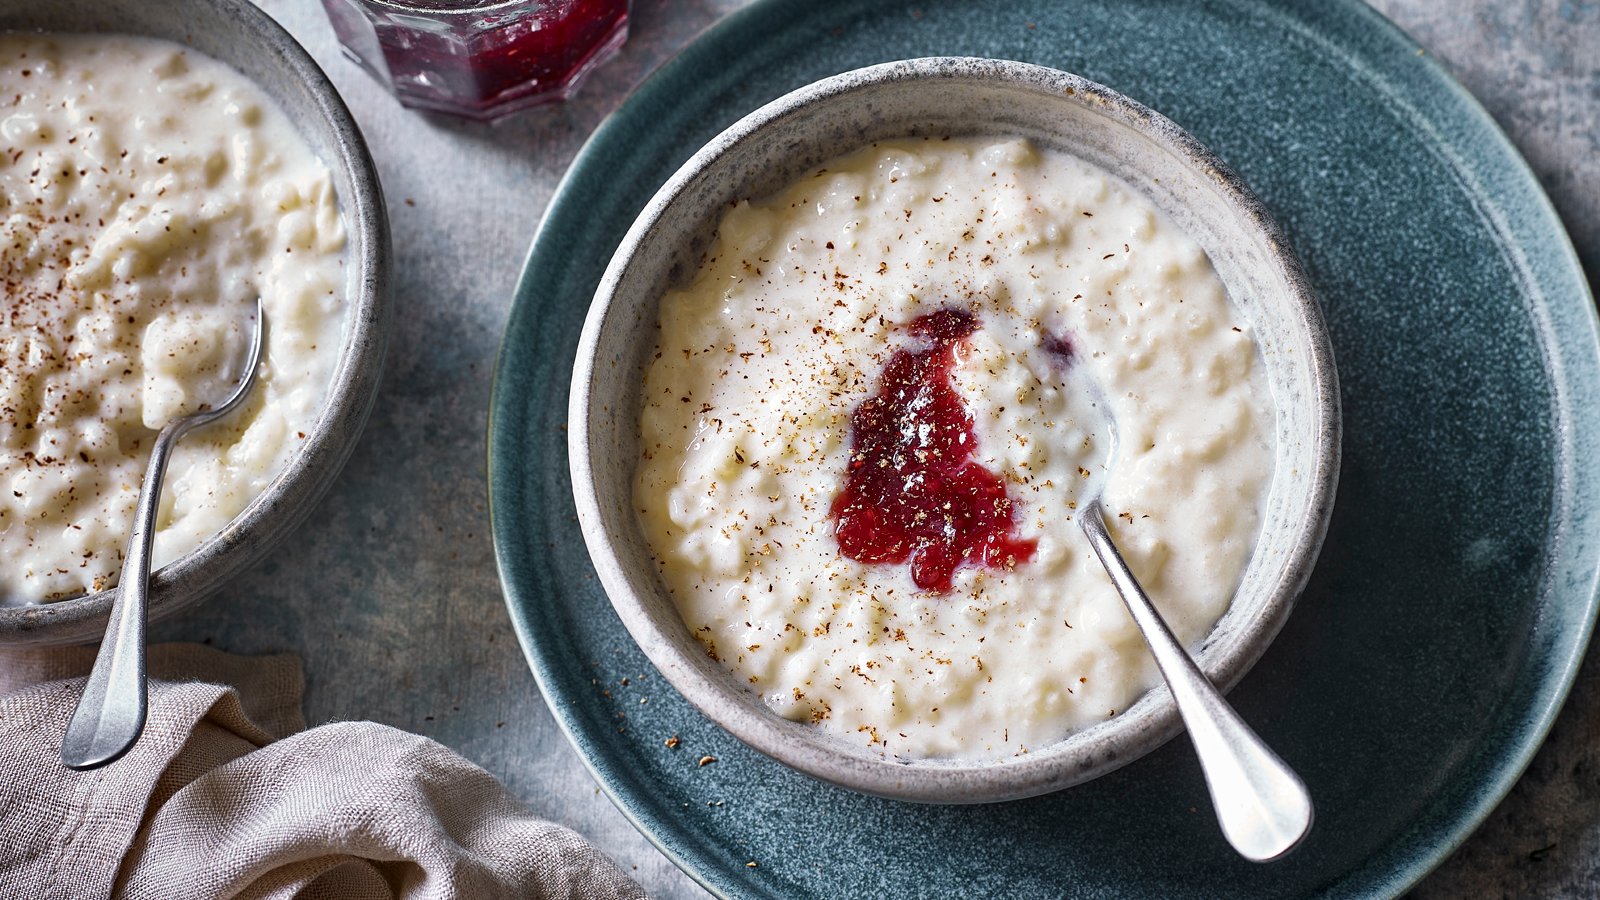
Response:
[[0, 34, 346, 602], [636, 137, 1273, 760]]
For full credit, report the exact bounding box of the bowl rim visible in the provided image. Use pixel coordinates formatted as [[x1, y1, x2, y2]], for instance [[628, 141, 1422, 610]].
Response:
[[569, 56, 1340, 802], [0, 0, 392, 645]]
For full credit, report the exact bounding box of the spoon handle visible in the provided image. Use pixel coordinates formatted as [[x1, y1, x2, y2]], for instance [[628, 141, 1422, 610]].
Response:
[[60, 419, 190, 770], [1080, 500, 1313, 862]]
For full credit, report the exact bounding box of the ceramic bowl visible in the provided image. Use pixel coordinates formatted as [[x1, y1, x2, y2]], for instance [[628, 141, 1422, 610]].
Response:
[[570, 57, 1339, 803], [0, 0, 390, 645]]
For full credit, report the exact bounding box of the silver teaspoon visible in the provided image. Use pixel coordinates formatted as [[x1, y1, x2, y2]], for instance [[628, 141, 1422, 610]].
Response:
[[62, 300, 265, 770], [1078, 497, 1313, 861], [1071, 366, 1311, 861]]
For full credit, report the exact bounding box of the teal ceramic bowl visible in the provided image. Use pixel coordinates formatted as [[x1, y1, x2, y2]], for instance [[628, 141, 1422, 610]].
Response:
[[0, 0, 390, 645], [493, 0, 1600, 893], [569, 57, 1339, 803]]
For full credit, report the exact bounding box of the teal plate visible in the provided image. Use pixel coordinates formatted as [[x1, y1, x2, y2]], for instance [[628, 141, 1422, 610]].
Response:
[[489, 0, 1600, 896]]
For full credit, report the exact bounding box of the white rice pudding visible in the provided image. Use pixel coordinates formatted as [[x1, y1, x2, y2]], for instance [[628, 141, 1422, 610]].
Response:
[[0, 34, 346, 602], [637, 137, 1272, 760]]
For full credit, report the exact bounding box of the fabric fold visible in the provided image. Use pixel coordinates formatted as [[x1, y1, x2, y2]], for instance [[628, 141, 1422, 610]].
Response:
[[0, 643, 643, 900]]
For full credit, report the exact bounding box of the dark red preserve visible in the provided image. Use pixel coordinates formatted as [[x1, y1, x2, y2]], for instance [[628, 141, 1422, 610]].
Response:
[[831, 308, 1038, 593]]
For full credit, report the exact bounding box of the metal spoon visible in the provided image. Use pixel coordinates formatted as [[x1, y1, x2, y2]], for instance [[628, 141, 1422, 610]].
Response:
[[61, 300, 265, 770], [1078, 390, 1312, 861]]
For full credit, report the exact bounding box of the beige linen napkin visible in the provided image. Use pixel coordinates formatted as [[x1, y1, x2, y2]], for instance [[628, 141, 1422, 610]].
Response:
[[0, 643, 645, 900]]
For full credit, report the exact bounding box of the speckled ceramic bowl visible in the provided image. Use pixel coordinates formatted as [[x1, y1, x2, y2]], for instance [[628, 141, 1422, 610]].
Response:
[[570, 57, 1339, 803], [0, 0, 390, 645]]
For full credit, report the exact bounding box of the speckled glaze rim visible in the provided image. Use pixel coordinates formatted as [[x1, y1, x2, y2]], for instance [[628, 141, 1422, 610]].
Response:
[[569, 57, 1339, 803], [0, 0, 391, 645]]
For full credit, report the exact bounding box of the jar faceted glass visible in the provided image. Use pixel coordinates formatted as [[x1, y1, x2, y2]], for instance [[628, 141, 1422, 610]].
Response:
[[322, 0, 630, 121]]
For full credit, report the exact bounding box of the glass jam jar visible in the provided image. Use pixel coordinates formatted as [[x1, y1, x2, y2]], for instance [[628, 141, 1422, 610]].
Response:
[[321, 0, 630, 121]]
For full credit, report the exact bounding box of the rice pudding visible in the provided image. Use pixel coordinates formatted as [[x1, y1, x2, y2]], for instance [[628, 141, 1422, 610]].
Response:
[[636, 137, 1273, 760], [0, 34, 347, 602]]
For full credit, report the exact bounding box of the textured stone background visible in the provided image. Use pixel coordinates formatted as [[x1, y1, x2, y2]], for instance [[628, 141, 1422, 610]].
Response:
[[146, 1, 1597, 897]]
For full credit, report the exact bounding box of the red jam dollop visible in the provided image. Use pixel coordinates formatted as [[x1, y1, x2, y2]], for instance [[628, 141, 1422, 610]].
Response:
[[830, 308, 1037, 592]]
